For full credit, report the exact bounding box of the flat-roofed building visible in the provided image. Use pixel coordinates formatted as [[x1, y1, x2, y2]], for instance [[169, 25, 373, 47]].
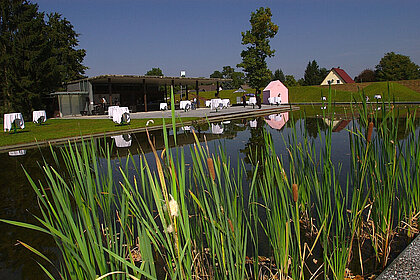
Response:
[[52, 74, 227, 116]]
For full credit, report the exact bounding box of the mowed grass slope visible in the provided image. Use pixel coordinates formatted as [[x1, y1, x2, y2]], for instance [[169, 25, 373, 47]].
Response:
[[0, 117, 196, 147], [184, 81, 420, 105], [289, 81, 420, 103]]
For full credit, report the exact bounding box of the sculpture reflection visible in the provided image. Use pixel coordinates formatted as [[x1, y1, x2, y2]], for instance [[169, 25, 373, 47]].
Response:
[[111, 134, 132, 148]]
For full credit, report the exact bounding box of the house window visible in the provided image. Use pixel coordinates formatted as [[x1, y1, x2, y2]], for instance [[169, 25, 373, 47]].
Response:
[[336, 80, 340, 84]]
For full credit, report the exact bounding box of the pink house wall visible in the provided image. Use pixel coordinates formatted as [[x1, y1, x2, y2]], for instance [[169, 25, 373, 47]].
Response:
[[262, 80, 289, 104]]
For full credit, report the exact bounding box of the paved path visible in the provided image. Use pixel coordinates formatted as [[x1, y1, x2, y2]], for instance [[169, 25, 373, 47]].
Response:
[[1, 105, 296, 152], [62, 104, 294, 120], [377, 234, 420, 280]]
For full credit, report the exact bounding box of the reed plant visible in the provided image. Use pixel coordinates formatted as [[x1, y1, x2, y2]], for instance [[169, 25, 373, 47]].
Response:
[[1, 85, 419, 280]]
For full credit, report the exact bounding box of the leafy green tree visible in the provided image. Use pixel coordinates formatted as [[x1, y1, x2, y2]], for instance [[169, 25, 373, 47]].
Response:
[[210, 70, 223, 79], [297, 78, 305, 86], [272, 69, 285, 82], [284, 75, 298, 87], [355, 69, 376, 83], [211, 66, 245, 89], [0, 0, 86, 116], [222, 66, 235, 79], [375, 52, 420, 81], [145, 67, 164, 76], [237, 7, 278, 90], [231, 71, 245, 89]]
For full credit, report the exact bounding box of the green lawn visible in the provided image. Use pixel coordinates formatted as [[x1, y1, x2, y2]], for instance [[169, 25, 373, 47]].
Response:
[[181, 81, 420, 105], [0, 117, 197, 147], [289, 82, 420, 103]]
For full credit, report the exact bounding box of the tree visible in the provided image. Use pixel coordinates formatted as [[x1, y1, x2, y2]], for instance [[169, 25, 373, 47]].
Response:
[[355, 69, 376, 83], [297, 78, 305, 86], [272, 69, 285, 82], [303, 60, 324, 85], [237, 7, 278, 90], [210, 70, 223, 79], [319, 67, 328, 83], [211, 66, 245, 89], [231, 71, 245, 89], [375, 52, 420, 81], [284, 75, 298, 87], [145, 67, 163, 76], [222, 66, 235, 79], [47, 13, 87, 84], [0, 0, 86, 116]]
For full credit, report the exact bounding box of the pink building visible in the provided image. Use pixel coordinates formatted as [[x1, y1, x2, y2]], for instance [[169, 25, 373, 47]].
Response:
[[262, 80, 289, 105]]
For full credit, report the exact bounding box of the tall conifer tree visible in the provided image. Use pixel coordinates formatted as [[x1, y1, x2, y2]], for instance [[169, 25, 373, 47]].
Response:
[[0, 0, 86, 116], [237, 7, 278, 90]]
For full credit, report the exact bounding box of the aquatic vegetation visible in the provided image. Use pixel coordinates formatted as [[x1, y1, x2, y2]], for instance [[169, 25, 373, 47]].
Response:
[[1, 87, 419, 279]]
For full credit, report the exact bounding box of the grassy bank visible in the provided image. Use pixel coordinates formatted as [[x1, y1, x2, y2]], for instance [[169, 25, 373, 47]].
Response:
[[289, 82, 420, 103], [185, 81, 420, 105], [0, 117, 197, 147]]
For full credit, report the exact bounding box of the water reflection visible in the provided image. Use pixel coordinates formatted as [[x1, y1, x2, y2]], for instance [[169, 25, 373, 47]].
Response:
[[322, 118, 352, 132], [264, 112, 289, 130], [249, 119, 257, 128], [1, 107, 419, 279], [111, 134, 132, 148], [211, 123, 224, 134], [8, 150, 26, 157]]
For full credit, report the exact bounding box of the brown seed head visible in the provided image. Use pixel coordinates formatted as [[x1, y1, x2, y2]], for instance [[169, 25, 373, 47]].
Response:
[[367, 122, 374, 143], [292, 184, 298, 203], [207, 158, 216, 181]]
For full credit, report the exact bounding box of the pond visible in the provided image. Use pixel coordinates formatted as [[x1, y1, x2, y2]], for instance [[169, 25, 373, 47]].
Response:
[[0, 105, 419, 279]]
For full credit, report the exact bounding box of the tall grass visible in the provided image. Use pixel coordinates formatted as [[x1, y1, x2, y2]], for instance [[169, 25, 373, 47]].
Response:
[[1, 86, 419, 279]]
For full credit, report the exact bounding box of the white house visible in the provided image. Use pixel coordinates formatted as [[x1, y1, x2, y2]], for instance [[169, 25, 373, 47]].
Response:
[[320, 67, 355, 85]]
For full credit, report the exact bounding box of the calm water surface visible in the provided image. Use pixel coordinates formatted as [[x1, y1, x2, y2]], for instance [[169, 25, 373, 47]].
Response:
[[0, 106, 418, 279]]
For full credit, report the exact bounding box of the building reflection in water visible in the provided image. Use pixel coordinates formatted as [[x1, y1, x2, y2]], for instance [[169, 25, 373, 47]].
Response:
[[264, 112, 289, 130], [322, 118, 352, 132]]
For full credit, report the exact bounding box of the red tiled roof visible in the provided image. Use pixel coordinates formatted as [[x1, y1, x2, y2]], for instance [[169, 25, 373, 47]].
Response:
[[332, 68, 355, 83]]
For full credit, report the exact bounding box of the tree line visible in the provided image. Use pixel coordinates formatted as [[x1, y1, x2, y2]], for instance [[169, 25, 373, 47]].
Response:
[[217, 52, 420, 90], [355, 52, 420, 83], [0, 0, 86, 117]]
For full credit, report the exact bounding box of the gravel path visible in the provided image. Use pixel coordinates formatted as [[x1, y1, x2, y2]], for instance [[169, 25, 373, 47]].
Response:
[[376, 234, 420, 279]]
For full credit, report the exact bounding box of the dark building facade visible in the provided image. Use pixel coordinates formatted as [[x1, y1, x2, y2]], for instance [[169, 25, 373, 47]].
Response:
[[52, 75, 227, 116]]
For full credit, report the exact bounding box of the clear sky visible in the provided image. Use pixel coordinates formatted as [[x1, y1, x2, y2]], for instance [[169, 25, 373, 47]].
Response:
[[35, 0, 420, 80]]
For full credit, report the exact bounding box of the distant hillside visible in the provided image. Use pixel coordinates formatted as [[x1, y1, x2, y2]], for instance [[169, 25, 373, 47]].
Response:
[[395, 79, 420, 93], [316, 79, 420, 93], [180, 80, 420, 104]]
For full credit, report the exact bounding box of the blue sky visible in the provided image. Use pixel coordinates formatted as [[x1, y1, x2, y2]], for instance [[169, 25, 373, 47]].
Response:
[[35, 0, 420, 80]]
